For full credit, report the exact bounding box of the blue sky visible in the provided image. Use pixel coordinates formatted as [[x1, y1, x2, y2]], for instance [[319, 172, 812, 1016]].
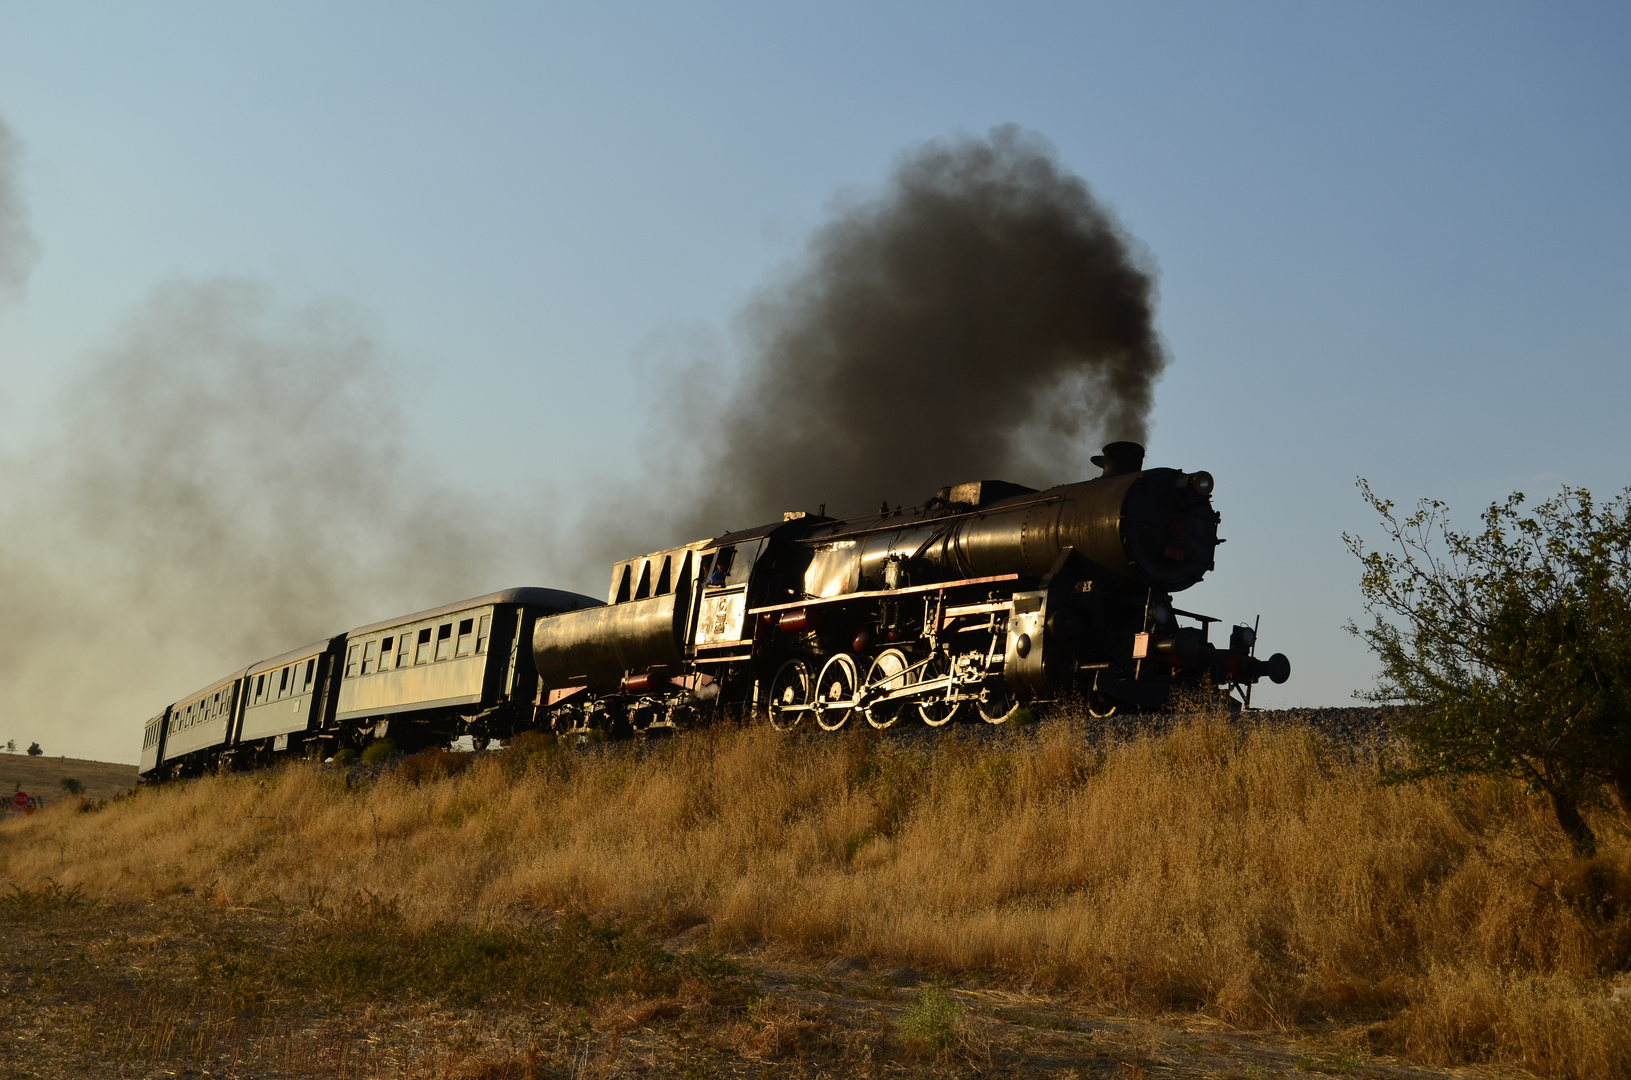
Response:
[[1, 3, 1627, 747]]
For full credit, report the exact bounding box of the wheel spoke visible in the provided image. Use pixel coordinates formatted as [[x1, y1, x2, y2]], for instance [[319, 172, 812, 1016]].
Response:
[[767, 660, 811, 731], [916, 653, 966, 727], [864, 648, 912, 729], [815, 654, 859, 731]]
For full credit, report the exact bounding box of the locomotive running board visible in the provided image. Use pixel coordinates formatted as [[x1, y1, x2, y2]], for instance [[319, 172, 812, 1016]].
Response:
[[746, 573, 1021, 617]]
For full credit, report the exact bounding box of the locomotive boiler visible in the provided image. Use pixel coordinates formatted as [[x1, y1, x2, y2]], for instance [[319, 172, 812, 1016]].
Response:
[[532, 442, 1290, 733]]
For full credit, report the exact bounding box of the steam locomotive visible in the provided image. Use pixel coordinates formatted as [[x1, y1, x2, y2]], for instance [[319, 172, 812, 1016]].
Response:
[[137, 443, 1288, 779]]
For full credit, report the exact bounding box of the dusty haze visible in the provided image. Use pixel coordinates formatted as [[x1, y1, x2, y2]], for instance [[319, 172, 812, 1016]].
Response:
[[0, 280, 526, 758], [0, 115, 39, 302]]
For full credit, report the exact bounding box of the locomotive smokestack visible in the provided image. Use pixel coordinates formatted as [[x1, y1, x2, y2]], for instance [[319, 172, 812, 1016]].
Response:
[[1091, 441, 1145, 478]]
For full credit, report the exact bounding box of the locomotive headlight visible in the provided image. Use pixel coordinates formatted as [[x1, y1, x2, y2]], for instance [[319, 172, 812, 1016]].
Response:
[[1187, 471, 1215, 496]]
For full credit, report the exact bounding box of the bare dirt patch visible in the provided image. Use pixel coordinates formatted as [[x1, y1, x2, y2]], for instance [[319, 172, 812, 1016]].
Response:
[[2, 885, 1495, 1079]]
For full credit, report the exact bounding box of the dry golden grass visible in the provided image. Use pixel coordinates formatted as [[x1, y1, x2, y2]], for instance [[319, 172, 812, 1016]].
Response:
[[3, 714, 1629, 1078], [1, 751, 138, 803]]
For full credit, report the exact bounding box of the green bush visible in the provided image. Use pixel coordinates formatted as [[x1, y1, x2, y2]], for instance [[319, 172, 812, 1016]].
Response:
[[330, 748, 357, 767], [59, 777, 84, 795], [359, 739, 397, 767]]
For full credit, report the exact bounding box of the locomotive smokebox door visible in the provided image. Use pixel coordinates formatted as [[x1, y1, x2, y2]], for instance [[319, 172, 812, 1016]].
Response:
[[1005, 591, 1049, 697]]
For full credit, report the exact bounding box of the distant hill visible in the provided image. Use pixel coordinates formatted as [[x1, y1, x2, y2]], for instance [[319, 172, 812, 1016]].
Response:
[[2, 754, 139, 806]]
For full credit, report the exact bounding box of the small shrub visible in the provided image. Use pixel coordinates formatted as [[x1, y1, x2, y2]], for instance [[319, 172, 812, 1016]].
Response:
[[330, 748, 357, 767], [59, 777, 84, 795], [896, 987, 964, 1053], [359, 739, 397, 767], [1003, 706, 1036, 727], [1, 881, 87, 923]]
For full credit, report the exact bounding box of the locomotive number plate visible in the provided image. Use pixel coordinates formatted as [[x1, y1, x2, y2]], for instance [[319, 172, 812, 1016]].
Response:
[[696, 588, 747, 645]]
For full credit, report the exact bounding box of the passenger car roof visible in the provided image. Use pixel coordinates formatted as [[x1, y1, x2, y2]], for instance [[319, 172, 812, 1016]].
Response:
[[172, 669, 249, 710], [245, 635, 344, 677], [344, 587, 603, 638]]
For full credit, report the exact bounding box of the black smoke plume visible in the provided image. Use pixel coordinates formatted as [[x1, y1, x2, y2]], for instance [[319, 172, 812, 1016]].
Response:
[[669, 124, 1165, 536]]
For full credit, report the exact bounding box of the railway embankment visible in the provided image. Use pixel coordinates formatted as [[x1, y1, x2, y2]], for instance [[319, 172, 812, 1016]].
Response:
[[2, 710, 1628, 1078]]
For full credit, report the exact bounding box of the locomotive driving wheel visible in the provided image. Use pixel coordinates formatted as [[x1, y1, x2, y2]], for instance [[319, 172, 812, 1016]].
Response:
[[976, 680, 1021, 724], [767, 659, 812, 731], [863, 648, 913, 729], [916, 652, 967, 727], [814, 653, 860, 731]]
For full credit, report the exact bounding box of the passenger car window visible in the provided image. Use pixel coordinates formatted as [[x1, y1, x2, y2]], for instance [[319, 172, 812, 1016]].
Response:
[[415, 628, 433, 664], [361, 640, 378, 675], [455, 618, 474, 657], [256, 672, 268, 699], [435, 623, 453, 661], [397, 633, 412, 668], [303, 658, 315, 689], [345, 645, 360, 678], [476, 614, 491, 653]]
